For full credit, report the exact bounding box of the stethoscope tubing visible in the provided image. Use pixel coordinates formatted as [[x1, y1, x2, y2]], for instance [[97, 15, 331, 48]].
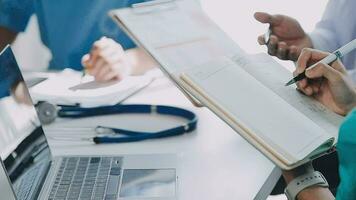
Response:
[[56, 104, 198, 144]]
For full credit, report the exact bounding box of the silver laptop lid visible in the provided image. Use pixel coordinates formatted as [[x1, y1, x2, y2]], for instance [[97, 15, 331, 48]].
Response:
[[0, 46, 52, 200]]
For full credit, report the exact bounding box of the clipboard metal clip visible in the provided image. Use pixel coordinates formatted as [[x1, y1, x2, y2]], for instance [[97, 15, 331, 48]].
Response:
[[132, 0, 177, 14]]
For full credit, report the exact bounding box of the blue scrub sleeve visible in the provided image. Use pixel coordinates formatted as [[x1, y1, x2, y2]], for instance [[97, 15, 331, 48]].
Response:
[[0, 0, 35, 32], [336, 109, 356, 199]]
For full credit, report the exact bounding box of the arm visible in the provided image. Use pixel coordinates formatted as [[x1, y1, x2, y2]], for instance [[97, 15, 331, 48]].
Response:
[[308, 0, 343, 52], [295, 187, 334, 200], [0, 27, 18, 51], [284, 49, 356, 199], [309, 0, 356, 78]]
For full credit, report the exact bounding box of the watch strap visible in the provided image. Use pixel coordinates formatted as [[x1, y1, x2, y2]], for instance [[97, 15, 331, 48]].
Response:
[[284, 171, 328, 200]]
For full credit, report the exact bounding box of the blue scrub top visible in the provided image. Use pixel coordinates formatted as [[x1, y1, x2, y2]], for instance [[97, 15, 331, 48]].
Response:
[[0, 0, 148, 70], [336, 108, 356, 199]]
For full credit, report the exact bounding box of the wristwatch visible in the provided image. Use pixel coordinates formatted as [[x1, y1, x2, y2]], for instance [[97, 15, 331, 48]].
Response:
[[284, 171, 329, 200]]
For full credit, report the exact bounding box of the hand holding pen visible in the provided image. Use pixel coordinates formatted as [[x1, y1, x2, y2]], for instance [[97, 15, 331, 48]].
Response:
[[292, 48, 356, 116], [285, 39, 356, 86], [81, 36, 131, 82]]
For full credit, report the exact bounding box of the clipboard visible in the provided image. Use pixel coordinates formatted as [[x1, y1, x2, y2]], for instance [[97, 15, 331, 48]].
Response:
[[110, 0, 203, 107], [110, 0, 245, 107]]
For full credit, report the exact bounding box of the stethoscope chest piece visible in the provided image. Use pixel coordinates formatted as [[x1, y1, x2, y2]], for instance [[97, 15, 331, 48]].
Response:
[[36, 101, 58, 124]]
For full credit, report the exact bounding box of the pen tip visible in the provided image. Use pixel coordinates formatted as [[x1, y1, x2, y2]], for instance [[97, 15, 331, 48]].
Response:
[[285, 80, 294, 86]]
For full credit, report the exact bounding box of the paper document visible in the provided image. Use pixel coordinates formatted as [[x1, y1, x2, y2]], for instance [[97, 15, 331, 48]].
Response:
[[110, 0, 245, 106], [231, 53, 343, 139], [182, 57, 334, 162], [110, 0, 244, 76], [30, 69, 153, 107]]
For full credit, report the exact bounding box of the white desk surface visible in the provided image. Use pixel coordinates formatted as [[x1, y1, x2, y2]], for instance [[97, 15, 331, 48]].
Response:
[[43, 73, 281, 200]]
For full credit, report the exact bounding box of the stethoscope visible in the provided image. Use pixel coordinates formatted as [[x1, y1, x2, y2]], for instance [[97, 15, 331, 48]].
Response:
[[36, 102, 198, 144]]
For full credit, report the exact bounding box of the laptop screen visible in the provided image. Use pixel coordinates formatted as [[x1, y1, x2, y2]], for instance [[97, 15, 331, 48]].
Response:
[[0, 46, 52, 199]]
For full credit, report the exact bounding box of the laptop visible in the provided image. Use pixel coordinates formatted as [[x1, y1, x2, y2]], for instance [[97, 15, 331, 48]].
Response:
[[0, 45, 177, 200]]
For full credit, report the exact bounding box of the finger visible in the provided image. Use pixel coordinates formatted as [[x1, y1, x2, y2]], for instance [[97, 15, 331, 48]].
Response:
[[294, 67, 308, 90], [296, 48, 312, 74], [91, 45, 124, 70], [297, 48, 330, 70], [93, 55, 124, 79], [267, 35, 278, 56], [102, 69, 121, 82], [81, 54, 90, 68], [305, 62, 341, 82], [288, 45, 299, 61], [330, 59, 348, 74], [295, 81, 303, 90], [298, 78, 308, 89], [295, 81, 311, 96], [92, 36, 109, 50], [304, 86, 313, 96], [310, 49, 330, 61], [90, 37, 112, 65], [258, 35, 266, 45], [95, 65, 112, 82], [277, 42, 288, 60], [254, 12, 282, 26], [311, 84, 320, 94], [89, 58, 105, 77]]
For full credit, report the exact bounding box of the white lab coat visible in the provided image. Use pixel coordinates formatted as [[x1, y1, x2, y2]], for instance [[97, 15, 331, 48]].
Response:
[[309, 0, 356, 82]]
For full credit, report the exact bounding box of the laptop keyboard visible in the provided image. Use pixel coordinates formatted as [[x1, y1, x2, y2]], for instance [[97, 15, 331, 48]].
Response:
[[49, 156, 122, 200]]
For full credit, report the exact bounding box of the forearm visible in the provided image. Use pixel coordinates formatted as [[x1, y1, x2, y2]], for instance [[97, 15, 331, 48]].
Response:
[[0, 27, 17, 51], [125, 47, 158, 75], [308, 0, 342, 52], [296, 186, 334, 200]]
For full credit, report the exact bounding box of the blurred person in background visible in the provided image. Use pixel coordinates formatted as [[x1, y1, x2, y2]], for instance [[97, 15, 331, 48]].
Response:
[[0, 0, 157, 82]]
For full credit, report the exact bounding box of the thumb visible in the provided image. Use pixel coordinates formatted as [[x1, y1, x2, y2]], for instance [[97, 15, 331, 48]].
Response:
[[254, 12, 281, 26], [81, 54, 90, 67], [305, 63, 341, 82]]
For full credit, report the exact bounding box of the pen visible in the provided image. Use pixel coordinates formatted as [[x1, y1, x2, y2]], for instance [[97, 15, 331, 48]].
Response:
[[285, 39, 356, 86], [80, 67, 90, 83], [264, 27, 271, 44], [80, 69, 87, 83]]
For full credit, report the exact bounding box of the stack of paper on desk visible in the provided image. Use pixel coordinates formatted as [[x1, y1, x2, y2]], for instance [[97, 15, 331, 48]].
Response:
[[30, 69, 153, 107], [179, 54, 344, 170], [110, 0, 344, 169]]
